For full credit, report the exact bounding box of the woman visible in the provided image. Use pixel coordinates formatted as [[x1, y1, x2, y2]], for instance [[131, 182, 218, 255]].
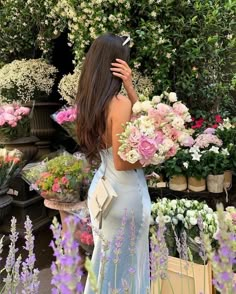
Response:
[[77, 33, 151, 294]]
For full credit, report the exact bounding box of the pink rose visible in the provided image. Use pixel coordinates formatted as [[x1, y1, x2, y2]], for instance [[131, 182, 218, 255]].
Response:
[[52, 183, 61, 193], [61, 176, 69, 185], [166, 145, 178, 158], [154, 103, 172, 118], [3, 113, 16, 123], [148, 109, 162, 127], [154, 130, 164, 145], [138, 136, 157, 159], [128, 126, 141, 147]]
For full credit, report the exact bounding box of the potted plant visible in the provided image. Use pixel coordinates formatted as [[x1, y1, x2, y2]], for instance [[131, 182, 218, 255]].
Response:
[[202, 147, 230, 193], [0, 58, 59, 140], [0, 103, 31, 141], [164, 150, 189, 191], [185, 147, 208, 192]]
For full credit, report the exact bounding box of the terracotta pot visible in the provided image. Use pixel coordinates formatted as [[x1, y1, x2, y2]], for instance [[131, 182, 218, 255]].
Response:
[[24, 102, 61, 140], [207, 174, 224, 193], [224, 170, 232, 190], [169, 175, 187, 191], [188, 177, 206, 192]]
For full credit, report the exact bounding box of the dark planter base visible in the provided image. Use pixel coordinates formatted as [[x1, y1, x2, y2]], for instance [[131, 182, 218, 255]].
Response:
[[0, 194, 58, 236]]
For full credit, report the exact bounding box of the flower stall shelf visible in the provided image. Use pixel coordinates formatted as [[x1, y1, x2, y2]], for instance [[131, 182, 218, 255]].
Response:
[[151, 257, 213, 294], [0, 59, 60, 144]]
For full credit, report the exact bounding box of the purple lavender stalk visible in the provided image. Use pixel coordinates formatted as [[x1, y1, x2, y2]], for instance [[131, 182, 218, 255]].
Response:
[[50, 216, 84, 294], [21, 216, 40, 294], [150, 213, 169, 281]]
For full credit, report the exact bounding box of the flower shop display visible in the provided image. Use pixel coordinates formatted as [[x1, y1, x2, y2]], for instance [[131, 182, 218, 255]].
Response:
[[22, 152, 93, 203], [51, 106, 77, 142], [0, 103, 31, 142], [118, 91, 193, 167], [0, 59, 58, 104], [0, 148, 24, 192], [150, 198, 217, 264]]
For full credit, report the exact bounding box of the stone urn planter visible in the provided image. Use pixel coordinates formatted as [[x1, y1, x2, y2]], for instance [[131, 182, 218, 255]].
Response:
[[24, 102, 61, 140], [1, 136, 39, 163], [188, 177, 206, 192], [0, 188, 13, 224], [207, 174, 224, 193], [169, 175, 187, 191]]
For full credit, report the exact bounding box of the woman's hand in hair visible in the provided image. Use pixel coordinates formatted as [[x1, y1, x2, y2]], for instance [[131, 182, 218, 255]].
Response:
[[110, 59, 138, 105]]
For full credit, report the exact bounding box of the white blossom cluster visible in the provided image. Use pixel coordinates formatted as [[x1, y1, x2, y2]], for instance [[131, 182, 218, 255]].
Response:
[[58, 66, 81, 105], [0, 59, 58, 103]]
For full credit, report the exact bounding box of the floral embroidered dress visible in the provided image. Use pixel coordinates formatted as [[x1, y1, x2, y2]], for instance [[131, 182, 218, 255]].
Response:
[[84, 147, 151, 294]]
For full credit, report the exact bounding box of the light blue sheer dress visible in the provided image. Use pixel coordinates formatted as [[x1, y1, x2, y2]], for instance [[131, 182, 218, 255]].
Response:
[[84, 148, 151, 294]]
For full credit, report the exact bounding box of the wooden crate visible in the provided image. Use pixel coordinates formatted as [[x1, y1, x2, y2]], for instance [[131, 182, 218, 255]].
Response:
[[151, 256, 213, 294]]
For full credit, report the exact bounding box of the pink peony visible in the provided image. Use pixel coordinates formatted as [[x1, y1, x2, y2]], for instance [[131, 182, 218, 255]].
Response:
[[3, 112, 16, 123], [138, 136, 157, 159], [0, 114, 6, 126], [15, 107, 30, 116], [3, 105, 14, 114]]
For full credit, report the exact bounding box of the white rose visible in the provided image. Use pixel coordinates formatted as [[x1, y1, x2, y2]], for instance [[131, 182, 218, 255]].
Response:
[[126, 149, 141, 164], [177, 214, 184, 221], [152, 95, 161, 104], [132, 101, 142, 114], [141, 100, 152, 112], [164, 215, 171, 223], [168, 92, 177, 102], [189, 217, 198, 226], [172, 217, 178, 225]]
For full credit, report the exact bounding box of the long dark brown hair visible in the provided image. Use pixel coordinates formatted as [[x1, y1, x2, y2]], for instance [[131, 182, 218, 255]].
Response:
[[76, 33, 130, 163]]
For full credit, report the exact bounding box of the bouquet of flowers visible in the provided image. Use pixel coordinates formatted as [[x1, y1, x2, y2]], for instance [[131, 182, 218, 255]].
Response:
[[0, 148, 24, 191], [74, 207, 94, 255], [118, 92, 194, 166], [22, 152, 93, 203], [0, 103, 31, 141], [51, 106, 77, 143]]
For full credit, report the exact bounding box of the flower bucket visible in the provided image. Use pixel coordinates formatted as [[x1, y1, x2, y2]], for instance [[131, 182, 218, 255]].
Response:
[[188, 177, 206, 192], [151, 256, 213, 294], [207, 174, 224, 193], [223, 170, 232, 190], [169, 175, 187, 191]]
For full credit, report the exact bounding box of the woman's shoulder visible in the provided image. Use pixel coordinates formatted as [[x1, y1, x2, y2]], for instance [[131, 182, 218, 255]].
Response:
[[110, 94, 132, 110]]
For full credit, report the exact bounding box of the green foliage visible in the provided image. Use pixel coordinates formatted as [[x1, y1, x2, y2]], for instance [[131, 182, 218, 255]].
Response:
[[0, 0, 235, 114], [164, 149, 189, 178]]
